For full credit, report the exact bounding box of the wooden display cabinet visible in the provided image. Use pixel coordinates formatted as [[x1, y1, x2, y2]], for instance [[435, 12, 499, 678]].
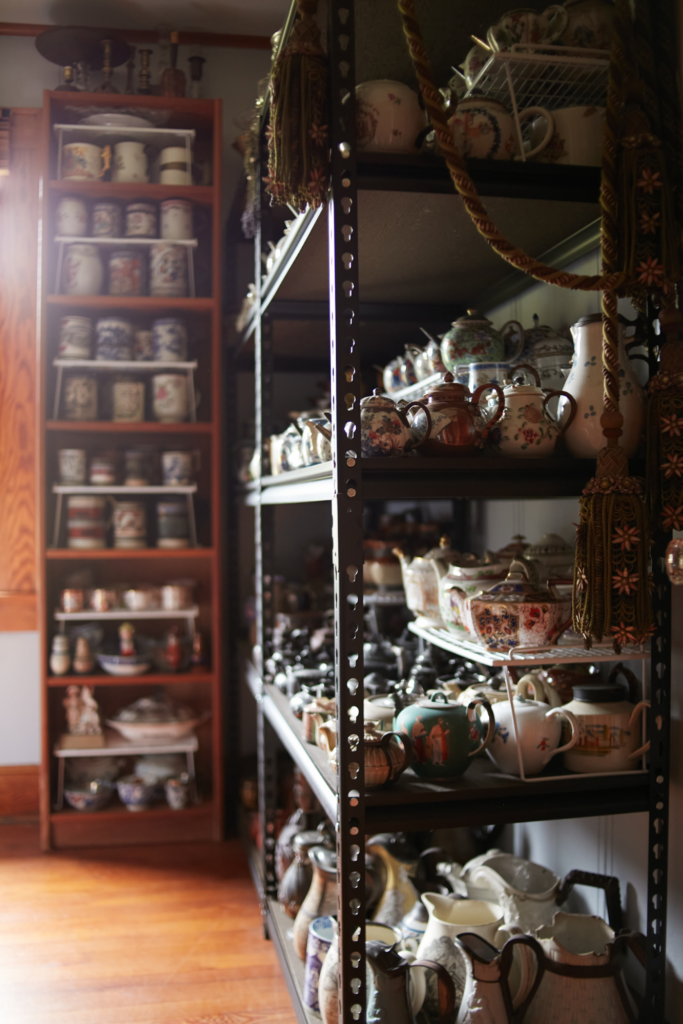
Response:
[[37, 91, 223, 850]]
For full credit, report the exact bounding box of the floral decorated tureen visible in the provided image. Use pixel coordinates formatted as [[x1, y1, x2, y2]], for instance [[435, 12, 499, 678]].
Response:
[[452, 560, 572, 651]]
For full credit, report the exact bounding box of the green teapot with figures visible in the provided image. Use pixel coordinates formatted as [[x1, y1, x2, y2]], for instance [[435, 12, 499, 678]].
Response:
[[396, 692, 496, 780]]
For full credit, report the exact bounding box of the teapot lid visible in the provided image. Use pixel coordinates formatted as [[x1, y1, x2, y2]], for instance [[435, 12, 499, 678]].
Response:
[[526, 533, 575, 558], [480, 559, 556, 601], [421, 372, 470, 404], [424, 535, 461, 561], [571, 682, 629, 703], [503, 364, 543, 395], [362, 388, 396, 409], [452, 308, 493, 327]]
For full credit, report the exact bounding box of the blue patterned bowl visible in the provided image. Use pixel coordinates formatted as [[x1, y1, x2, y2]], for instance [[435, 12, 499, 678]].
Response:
[[64, 779, 114, 812], [116, 774, 156, 811]]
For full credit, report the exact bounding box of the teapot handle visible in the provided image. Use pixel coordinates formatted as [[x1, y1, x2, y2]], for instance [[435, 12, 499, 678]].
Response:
[[556, 869, 624, 933], [628, 700, 651, 761], [472, 382, 505, 427], [408, 959, 456, 1024], [514, 671, 545, 702], [543, 389, 577, 434], [507, 362, 541, 386], [379, 730, 413, 784], [499, 934, 546, 1024], [100, 145, 111, 178], [517, 106, 555, 160], [403, 400, 432, 449], [544, 707, 580, 756], [500, 320, 525, 362], [607, 661, 641, 704], [467, 698, 496, 756]]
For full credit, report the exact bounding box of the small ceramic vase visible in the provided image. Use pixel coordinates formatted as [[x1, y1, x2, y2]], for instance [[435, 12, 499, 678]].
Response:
[[160, 199, 193, 239], [448, 94, 554, 161], [360, 390, 431, 457], [149, 242, 188, 297], [59, 316, 92, 359], [125, 202, 157, 238], [55, 196, 88, 236], [152, 318, 188, 361], [92, 202, 122, 238], [58, 448, 87, 484], [487, 695, 579, 776], [63, 374, 98, 420], [73, 636, 95, 674], [557, 313, 645, 458], [293, 846, 338, 960], [108, 249, 145, 297], [112, 141, 148, 183], [355, 80, 427, 153], [495, 363, 576, 457], [153, 374, 188, 423], [396, 693, 495, 780], [487, 6, 569, 50], [50, 635, 71, 676], [62, 243, 104, 296], [61, 142, 110, 181], [95, 318, 134, 361], [558, 0, 614, 48], [441, 311, 524, 372]]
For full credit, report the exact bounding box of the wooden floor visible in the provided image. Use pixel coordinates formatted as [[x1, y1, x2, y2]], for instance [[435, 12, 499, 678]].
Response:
[[0, 824, 297, 1024]]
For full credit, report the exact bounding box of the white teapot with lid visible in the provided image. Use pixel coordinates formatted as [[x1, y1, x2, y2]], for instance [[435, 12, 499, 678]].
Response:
[[496, 364, 576, 457]]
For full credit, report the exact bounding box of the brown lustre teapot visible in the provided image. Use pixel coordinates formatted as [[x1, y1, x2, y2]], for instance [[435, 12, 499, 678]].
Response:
[[415, 372, 504, 457]]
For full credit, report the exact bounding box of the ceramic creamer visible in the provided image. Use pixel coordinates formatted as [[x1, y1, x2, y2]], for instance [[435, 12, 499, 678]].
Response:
[[461, 850, 562, 932]]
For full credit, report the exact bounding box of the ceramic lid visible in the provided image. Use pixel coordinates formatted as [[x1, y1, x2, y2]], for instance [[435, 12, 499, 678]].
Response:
[[571, 683, 629, 703], [458, 93, 508, 114], [362, 388, 397, 409], [472, 560, 559, 603], [452, 308, 495, 327], [422, 535, 461, 561], [421, 372, 470, 404], [526, 533, 575, 558], [497, 534, 529, 561]]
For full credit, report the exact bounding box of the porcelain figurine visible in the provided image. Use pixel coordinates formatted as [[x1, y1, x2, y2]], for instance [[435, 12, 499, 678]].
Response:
[[63, 684, 102, 736], [50, 635, 71, 676], [441, 311, 524, 373], [367, 833, 419, 927], [414, 373, 505, 457], [360, 390, 431, 457], [396, 693, 495, 780], [557, 313, 645, 458], [73, 636, 95, 675], [293, 846, 338, 960], [164, 628, 183, 672], [487, 6, 569, 50], [433, 555, 508, 633], [355, 80, 427, 153], [119, 622, 135, 657], [558, 0, 614, 49], [393, 536, 462, 624], [494, 363, 576, 457], [561, 677, 650, 773], [448, 94, 554, 161], [516, 914, 643, 1024], [461, 850, 563, 933], [487, 694, 579, 776], [452, 560, 572, 651]]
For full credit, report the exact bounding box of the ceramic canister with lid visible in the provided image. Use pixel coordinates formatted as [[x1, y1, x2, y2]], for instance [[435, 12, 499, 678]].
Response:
[[55, 196, 88, 237], [62, 243, 104, 296], [59, 315, 92, 359], [158, 146, 193, 185], [108, 250, 146, 297], [153, 374, 188, 422], [92, 201, 122, 238], [125, 202, 157, 238], [160, 199, 193, 240], [149, 243, 188, 297], [113, 500, 147, 549], [156, 500, 189, 548], [112, 141, 148, 183], [562, 681, 650, 773], [161, 450, 193, 485]]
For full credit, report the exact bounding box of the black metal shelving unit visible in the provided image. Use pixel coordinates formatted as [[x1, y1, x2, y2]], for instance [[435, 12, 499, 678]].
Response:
[[237, 2, 673, 1021]]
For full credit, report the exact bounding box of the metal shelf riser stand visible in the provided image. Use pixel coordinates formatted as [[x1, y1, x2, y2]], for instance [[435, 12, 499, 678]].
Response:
[[329, 4, 368, 1023]]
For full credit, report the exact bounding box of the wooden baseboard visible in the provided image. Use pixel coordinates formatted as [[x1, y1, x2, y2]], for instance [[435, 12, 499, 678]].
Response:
[[0, 765, 39, 819], [0, 592, 37, 631]]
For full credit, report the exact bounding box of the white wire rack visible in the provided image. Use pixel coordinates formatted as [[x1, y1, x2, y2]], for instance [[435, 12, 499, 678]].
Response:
[[466, 44, 610, 162]]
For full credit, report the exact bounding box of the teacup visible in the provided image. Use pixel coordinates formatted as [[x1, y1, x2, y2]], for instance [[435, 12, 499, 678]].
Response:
[[156, 500, 190, 549], [112, 141, 148, 183], [152, 318, 188, 362], [58, 316, 92, 359], [528, 105, 606, 166], [112, 378, 145, 423], [112, 500, 147, 549], [92, 202, 122, 238], [63, 374, 97, 420], [149, 243, 188, 297], [62, 244, 104, 296], [58, 448, 87, 484], [55, 196, 88, 237], [153, 374, 188, 423], [158, 146, 192, 185], [160, 199, 193, 240], [61, 142, 110, 181], [161, 450, 193, 486], [95, 318, 134, 361]]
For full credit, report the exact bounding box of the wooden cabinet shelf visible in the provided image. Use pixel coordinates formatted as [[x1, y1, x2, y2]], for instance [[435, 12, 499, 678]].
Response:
[[49, 180, 215, 204], [46, 420, 213, 433], [49, 799, 215, 848], [46, 547, 214, 559], [46, 295, 214, 312], [47, 671, 214, 687]]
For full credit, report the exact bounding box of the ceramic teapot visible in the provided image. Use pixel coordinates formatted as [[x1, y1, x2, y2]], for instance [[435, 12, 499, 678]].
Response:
[[413, 373, 505, 457], [557, 313, 645, 458], [517, 315, 574, 406], [419, 330, 447, 376], [393, 536, 462, 623], [508, 914, 644, 1024], [561, 670, 650, 773], [514, 670, 564, 707], [495, 363, 577, 457], [448, 94, 555, 161], [301, 417, 332, 465], [396, 693, 495, 780], [487, 6, 569, 50], [454, 559, 572, 651], [433, 555, 509, 633], [487, 693, 579, 776], [330, 722, 412, 788], [441, 311, 524, 373], [360, 390, 431, 457]]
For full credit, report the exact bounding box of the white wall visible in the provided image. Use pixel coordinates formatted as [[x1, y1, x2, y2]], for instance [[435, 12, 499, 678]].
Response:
[[0, 33, 271, 766], [484, 254, 683, 1020]]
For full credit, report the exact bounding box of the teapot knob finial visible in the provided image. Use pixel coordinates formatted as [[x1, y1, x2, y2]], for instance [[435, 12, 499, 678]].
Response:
[[372, 388, 382, 396], [443, 372, 454, 383], [467, 308, 478, 315]]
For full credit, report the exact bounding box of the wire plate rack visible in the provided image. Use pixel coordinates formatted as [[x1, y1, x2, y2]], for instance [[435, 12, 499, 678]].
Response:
[[467, 44, 610, 114]]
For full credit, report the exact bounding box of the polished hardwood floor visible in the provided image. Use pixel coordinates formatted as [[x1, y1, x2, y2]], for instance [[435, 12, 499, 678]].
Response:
[[0, 824, 296, 1024]]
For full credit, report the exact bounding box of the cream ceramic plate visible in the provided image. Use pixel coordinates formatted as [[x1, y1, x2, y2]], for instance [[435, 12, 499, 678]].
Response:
[[79, 112, 153, 128], [106, 715, 208, 741]]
